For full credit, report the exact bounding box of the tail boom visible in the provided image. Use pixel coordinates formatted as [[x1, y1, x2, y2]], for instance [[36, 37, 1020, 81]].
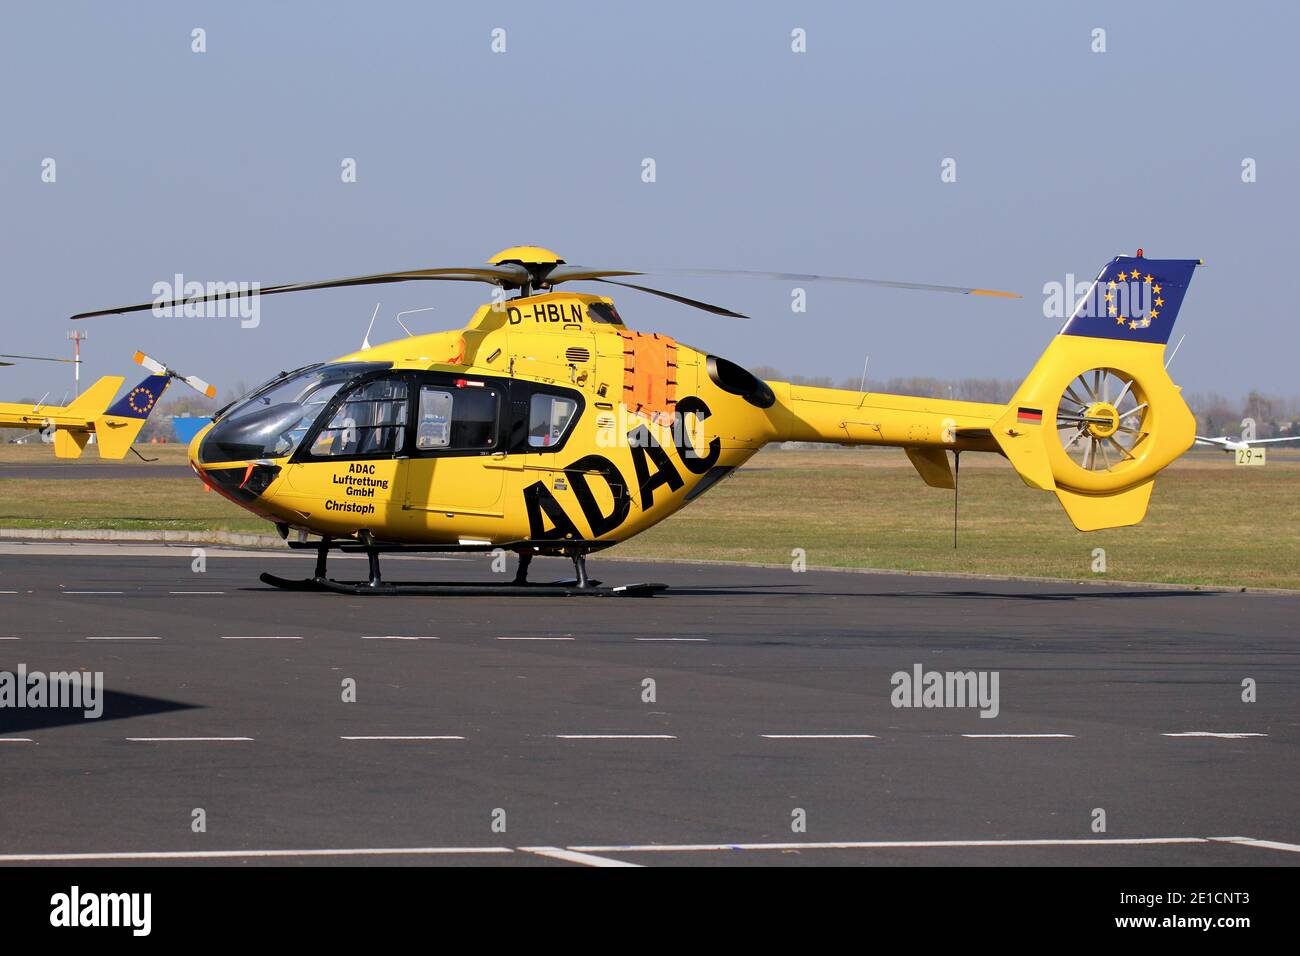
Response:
[[769, 383, 1003, 452], [759, 252, 1200, 532]]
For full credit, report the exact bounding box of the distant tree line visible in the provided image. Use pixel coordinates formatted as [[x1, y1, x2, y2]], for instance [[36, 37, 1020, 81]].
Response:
[[1184, 390, 1300, 439]]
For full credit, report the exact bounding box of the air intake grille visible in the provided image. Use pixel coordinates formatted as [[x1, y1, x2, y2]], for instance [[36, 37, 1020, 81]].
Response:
[[565, 347, 591, 363]]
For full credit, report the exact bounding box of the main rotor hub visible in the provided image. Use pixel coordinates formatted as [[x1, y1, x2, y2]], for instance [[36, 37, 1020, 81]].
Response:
[[488, 246, 565, 267], [1084, 402, 1120, 439], [488, 246, 566, 293]]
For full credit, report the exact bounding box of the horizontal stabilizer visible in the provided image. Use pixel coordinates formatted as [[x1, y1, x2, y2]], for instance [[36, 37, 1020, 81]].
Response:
[[904, 446, 955, 489], [53, 428, 92, 459]]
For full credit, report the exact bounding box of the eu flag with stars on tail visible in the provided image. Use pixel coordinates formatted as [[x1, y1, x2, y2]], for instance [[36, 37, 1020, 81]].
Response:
[[105, 375, 170, 418], [1061, 254, 1200, 345]]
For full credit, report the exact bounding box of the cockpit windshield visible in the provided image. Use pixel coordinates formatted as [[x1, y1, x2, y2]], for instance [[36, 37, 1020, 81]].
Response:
[[198, 362, 391, 463]]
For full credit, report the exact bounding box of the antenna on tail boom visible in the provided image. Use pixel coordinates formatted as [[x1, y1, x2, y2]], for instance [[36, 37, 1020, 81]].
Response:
[[953, 451, 960, 549]]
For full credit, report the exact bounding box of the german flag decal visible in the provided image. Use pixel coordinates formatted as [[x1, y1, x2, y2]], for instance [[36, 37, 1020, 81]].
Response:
[[1017, 407, 1043, 425]]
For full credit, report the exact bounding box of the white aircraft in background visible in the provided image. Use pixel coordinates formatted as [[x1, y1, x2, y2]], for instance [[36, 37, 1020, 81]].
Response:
[[1195, 434, 1300, 453]]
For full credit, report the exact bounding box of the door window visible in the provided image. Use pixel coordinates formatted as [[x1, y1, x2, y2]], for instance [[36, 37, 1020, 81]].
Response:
[[416, 385, 499, 451], [309, 378, 408, 457]]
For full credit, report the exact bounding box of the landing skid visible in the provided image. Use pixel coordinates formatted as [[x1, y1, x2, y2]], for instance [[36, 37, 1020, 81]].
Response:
[[258, 572, 666, 598], [258, 542, 665, 597]]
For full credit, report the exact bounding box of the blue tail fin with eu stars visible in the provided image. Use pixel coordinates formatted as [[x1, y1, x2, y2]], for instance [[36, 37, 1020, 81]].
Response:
[[1061, 252, 1201, 345], [94, 373, 171, 458]]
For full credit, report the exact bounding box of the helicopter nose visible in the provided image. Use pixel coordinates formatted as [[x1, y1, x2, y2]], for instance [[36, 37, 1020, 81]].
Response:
[[187, 421, 282, 502], [187, 420, 213, 466], [193, 458, 283, 503]]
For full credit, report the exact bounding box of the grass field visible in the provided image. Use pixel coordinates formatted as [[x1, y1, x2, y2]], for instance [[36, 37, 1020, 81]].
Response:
[[1, 444, 1296, 589]]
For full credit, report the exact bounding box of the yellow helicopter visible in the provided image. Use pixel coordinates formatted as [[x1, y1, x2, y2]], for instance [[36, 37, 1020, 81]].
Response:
[[0, 351, 214, 459], [74, 246, 1200, 595]]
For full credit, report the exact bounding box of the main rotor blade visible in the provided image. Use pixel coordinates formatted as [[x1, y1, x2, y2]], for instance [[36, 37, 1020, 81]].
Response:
[[543, 265, 645, 284], [0, 353, 80, 363], [72, 255, 1020, 322], [553, 265, 1020, 298], [589, 278, 748, 318], [72, 265, 531, 320]]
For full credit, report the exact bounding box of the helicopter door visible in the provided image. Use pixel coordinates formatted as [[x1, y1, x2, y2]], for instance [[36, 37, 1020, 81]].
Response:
[[289, 376, 409, 529], [515, 384, 598, 537], [400, 381, 508, 531]]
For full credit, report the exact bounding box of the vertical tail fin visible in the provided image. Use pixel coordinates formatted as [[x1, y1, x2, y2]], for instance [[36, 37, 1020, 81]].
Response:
[[93, 374, 171, 459], [1060, 253, 1199, 345], [49, 376, 123, 458], [62, 376, 125, 417], [994, 253, 1201, 530]]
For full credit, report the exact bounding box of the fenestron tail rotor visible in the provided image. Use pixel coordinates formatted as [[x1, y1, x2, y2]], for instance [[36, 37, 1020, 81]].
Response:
[[133, 351, 217, 399], [73, 246, 1021, 322], [1055, 367, 1148, 473]]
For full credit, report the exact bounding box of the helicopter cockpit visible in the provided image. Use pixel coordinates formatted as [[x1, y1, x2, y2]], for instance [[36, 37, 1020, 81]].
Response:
[[197, 362, 392, 464], [197, 360, 586, 467]]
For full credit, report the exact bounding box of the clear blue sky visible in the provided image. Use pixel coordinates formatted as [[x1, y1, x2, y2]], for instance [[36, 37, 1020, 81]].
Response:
[[2, 1, 1296, 400]]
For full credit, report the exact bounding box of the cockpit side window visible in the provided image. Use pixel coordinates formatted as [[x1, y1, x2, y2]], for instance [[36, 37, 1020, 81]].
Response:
[[528, 393, 579, 448], [198, 362, 391, 464], [586, 302, 624, 325], [309, 378, 408, 458]]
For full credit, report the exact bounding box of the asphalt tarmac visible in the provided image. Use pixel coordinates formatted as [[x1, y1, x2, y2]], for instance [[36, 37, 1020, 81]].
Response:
[[0, 542, 1295, 866]]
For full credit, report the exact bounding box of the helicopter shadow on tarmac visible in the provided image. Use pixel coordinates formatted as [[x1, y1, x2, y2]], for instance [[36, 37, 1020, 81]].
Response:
[[0, 690, 197, 735], [638, 584, 1214, 602], [233, 577, 1214, 602]]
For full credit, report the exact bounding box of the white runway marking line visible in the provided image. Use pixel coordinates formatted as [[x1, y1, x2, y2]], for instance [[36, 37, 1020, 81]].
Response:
[[340, 736, 465, 741], [762, 734, 878, 740], [361, 635, 440, 641], [1163, 732, 1267, 739], [168, 591, 226, 595], [551, 734, 677, 740], [962, 734, 1075, 739], [520, 847, 641, 867], [125, 737, 254, 743], [6, 837, 1277, 865], [0, 738, 35, 743], [634, 637, 708, 642], [1211, 837, 1300, 854], [85, 636, 161, 641], [569, 836, 1213, 854], [0, 636, 20, 640], [221, 635, 303, 640], [497, 636, 574, 641], [0, 846, 513, 863], [63, 591, 124, 595]]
